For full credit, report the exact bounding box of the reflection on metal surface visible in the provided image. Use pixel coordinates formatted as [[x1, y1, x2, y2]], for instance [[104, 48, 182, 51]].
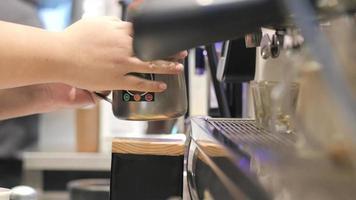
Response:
[[208, 119, 296, 148], [187, 141, 242, 200], [187, 118, 272, 200], [187, 117, 356, 200], [196, 0, 214, 6], [112, 74, 187, 121]]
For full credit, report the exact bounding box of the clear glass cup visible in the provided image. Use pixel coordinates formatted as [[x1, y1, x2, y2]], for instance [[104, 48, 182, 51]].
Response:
[[250, 81, 299, 134]]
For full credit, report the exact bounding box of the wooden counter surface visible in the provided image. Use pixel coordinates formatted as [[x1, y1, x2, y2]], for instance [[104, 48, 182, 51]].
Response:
[[112, 135, 186, 156]]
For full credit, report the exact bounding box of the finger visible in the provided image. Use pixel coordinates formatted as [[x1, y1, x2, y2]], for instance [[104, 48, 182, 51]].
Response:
[[68, 88, 96, 106], [123, 75, 168, 92], [168, 51, 188, 61], [125, 57, 184, 74]]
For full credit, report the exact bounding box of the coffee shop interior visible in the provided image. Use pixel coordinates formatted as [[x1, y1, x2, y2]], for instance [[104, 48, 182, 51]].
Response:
[[0, 0, 356, 199]]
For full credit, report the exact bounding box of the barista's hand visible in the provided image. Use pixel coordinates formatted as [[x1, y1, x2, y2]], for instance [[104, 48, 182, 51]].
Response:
[[0, 83, 98, 120], [59, 17, 184, 92], [43, 83, 96, 111], [169, 51, 188, 62]]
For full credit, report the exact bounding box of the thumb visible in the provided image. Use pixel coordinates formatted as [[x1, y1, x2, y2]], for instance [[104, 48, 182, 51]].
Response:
[[66, 87, 96, 108]]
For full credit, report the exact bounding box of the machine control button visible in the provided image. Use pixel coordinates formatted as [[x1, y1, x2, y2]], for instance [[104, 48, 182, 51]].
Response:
[[123, 93, 130, 102], [134, 94, 141, 101], [122, 73, 155, 102], [145, 94, 153, 102]]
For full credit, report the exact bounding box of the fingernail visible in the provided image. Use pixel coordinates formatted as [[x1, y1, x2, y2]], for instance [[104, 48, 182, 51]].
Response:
[[159, 83, 167, 90], [176, 64, 184, 71]]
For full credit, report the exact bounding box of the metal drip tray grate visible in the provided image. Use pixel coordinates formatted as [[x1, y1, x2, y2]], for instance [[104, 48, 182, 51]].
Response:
[[207, 119, 296, 147]]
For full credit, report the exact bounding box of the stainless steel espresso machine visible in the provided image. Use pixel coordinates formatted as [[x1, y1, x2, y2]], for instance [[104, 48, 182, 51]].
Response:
[[123, 0, 356, 199]]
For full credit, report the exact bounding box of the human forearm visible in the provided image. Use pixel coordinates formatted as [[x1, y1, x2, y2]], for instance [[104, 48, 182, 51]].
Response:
[[0, 17, 186, 92], [0, 21, 69, 89], [0, 83, 96, 120], [0, 85, 53, 119]]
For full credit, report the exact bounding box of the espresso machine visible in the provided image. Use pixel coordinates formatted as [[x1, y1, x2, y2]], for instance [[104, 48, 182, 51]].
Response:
[[110, 0, 356, 199]]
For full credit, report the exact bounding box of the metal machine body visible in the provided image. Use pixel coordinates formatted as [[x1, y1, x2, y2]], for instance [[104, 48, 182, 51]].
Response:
[[112, 73, 187, 120], [130, 0, 356, 199], [187, 117, 356, 200]]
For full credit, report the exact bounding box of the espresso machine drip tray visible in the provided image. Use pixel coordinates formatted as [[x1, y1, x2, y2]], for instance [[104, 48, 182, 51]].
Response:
[[207, 119, 296, 147], [187, 117, 356, 200]]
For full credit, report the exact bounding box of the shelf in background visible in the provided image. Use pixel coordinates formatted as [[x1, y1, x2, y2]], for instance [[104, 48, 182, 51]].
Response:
[[23, 152, 111, 171]]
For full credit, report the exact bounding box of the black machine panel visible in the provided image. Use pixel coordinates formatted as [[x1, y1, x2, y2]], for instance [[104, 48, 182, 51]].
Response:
[[132, 0, 284, 60], [217, 39, 256, 83]]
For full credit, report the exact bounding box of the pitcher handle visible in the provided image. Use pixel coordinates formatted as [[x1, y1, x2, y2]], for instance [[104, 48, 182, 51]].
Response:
[[94, 92, 113, 104]]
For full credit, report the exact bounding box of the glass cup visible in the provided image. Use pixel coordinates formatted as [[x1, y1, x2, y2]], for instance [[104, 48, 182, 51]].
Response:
[[250, 81, 299, 134], [0, 188, 11, 200]]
